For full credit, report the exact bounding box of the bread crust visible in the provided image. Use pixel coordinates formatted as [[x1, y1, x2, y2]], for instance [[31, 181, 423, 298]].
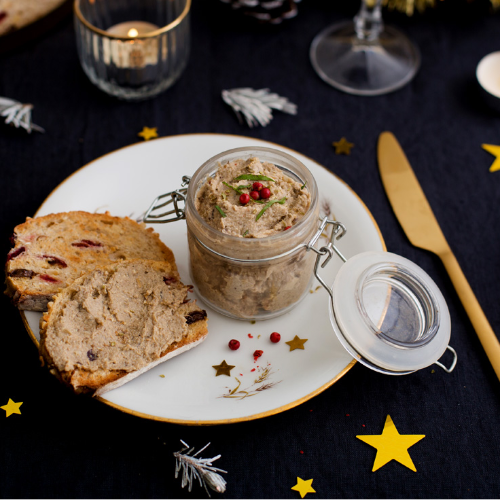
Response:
[[5, 211, 176, 311], [39, 259, 208, 396]]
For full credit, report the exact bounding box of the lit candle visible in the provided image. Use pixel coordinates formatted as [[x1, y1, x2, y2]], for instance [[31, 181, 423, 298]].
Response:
[[106, 21, 159, 37], [102, 21, 161, 70]]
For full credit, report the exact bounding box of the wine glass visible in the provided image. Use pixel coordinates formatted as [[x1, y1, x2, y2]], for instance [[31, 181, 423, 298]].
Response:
[[310, 0, 420, 96]]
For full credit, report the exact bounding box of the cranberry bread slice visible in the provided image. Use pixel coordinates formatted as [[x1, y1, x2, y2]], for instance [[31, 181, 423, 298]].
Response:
[[39, 259, 208, 397], [5, 211, 176, 311], [0, 0, 67, 36]]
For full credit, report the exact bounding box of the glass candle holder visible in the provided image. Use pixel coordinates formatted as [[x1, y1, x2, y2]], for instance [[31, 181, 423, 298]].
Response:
[[74, 0, 190, 101]]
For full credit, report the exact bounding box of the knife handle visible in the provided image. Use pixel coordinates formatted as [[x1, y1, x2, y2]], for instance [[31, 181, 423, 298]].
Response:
[[440, 251, 500, 381]]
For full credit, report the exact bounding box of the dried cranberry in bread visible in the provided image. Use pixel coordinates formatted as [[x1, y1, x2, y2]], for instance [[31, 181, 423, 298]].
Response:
[[39, 259, 208, 396], [0, 0, 66, 36], [5, 211, 176, 311]]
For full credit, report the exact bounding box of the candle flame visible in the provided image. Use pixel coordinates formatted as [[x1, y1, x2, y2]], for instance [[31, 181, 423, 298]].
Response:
[[128, 28, 139, 37]]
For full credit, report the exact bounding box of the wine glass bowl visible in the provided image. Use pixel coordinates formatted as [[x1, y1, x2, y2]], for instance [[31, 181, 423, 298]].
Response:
[[310, 1, 420, 96]]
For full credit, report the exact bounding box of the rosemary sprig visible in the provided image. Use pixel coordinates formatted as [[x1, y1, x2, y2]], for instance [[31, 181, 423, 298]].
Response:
[[255, 197, 287, 221], [301, 181, 307, 189], [215, 205, 227, 217], [174, 440, 227, 497], [234, 174, 275, 182], [242, 230, 249, 237], [222, 181, 252, 194]]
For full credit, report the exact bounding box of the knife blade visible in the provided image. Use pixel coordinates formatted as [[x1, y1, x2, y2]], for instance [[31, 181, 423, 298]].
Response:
[[378, 131, 500, 381]]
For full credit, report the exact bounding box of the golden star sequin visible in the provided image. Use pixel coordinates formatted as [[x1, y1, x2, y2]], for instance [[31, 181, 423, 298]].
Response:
[[482, 144, 500, 172], [212, 360, 235, 377], [291, 477, 316, 498], [332, 137, 354, 155], [1, 399, 23, 417], [138, 126, 158, 141], [285, 335, 308, 351], [356, 415, 425, 472]]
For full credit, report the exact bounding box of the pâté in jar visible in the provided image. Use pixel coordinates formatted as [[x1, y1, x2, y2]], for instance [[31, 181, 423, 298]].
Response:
[[185, 147, 319, 321]]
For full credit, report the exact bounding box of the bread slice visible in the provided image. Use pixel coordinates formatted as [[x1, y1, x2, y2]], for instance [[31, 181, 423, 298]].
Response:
[[5, 211, 176, 311], [0, 0, 67, 36], [39, 259, 208, 396]]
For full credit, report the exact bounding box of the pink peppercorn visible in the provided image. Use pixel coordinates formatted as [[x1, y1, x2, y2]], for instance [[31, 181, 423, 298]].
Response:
[[253, 349, 263, 362], [270, 332, 281, 343], [260, 188, 271, 199], [228, 339, 240, 350]]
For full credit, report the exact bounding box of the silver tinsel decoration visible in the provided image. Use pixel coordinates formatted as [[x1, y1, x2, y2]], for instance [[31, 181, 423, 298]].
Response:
[[174, 440, 227, 497], [0, 97, 44, 133], [222, 87, 297, 128]]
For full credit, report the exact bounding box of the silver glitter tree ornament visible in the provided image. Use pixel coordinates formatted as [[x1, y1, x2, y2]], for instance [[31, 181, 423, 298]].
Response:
[[222, 87, 297, 128], [0, 97, 44, 133], [173, 440, 227, 496]]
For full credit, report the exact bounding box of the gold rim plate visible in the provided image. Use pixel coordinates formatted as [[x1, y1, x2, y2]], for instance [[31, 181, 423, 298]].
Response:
[[21, 133, 385, 425]]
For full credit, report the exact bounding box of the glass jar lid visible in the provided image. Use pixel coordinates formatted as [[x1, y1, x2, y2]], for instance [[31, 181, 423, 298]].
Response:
[[329, 251, 451, 374]]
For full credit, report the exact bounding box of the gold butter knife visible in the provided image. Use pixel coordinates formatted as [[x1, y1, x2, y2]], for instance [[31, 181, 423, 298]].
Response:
[[378, 131, 500, 381]]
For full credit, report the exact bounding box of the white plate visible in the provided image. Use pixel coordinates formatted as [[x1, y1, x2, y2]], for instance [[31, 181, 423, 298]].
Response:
[[22, 133, 385, 424]]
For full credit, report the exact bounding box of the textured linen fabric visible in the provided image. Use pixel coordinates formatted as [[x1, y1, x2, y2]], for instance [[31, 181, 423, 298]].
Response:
[[1, 1, 500, 498]]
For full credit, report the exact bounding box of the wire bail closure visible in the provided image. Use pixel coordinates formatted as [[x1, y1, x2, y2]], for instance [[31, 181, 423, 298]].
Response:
[[143, 175, 191, 224], [434, 346, 458, 373], [308, 221, 457, 375], [308, 217, 347, 301]]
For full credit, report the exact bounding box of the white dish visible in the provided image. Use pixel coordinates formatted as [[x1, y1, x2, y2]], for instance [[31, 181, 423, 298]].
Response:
[[22, 133, 385, 424], [476, 51, 500, 111]]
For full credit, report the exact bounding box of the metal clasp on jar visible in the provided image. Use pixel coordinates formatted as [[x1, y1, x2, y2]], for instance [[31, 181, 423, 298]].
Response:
[[310, 221, 458, 375], [142, 175, 191, 224], [307, 217, 347, 292]]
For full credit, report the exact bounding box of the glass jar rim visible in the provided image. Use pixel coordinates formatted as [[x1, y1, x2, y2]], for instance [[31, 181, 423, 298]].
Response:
[[74, 0, 191, 40], [186, 146, 319, 247]]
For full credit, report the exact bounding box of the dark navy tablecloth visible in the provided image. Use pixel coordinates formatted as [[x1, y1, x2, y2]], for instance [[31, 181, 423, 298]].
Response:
[[1, 1, 500, 498]]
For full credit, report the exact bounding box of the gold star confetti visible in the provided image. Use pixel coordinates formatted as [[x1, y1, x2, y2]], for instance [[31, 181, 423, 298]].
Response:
[[1, 399, 23, 417], [291, 477, 316, 498], [356, 415, 425, 472], [212, 360, 235, 377], [332, 137, 354, 155], [285, 335, 308, 351], [482, 144, 500, 172], [138, 126, 158, 141]]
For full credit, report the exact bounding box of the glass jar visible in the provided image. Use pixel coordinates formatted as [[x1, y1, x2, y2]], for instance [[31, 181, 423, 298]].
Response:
[[185, 147, 319, 321]]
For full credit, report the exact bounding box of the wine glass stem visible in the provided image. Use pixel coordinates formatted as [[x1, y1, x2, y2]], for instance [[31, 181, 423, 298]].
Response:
[[354, 0, 384, 42]]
